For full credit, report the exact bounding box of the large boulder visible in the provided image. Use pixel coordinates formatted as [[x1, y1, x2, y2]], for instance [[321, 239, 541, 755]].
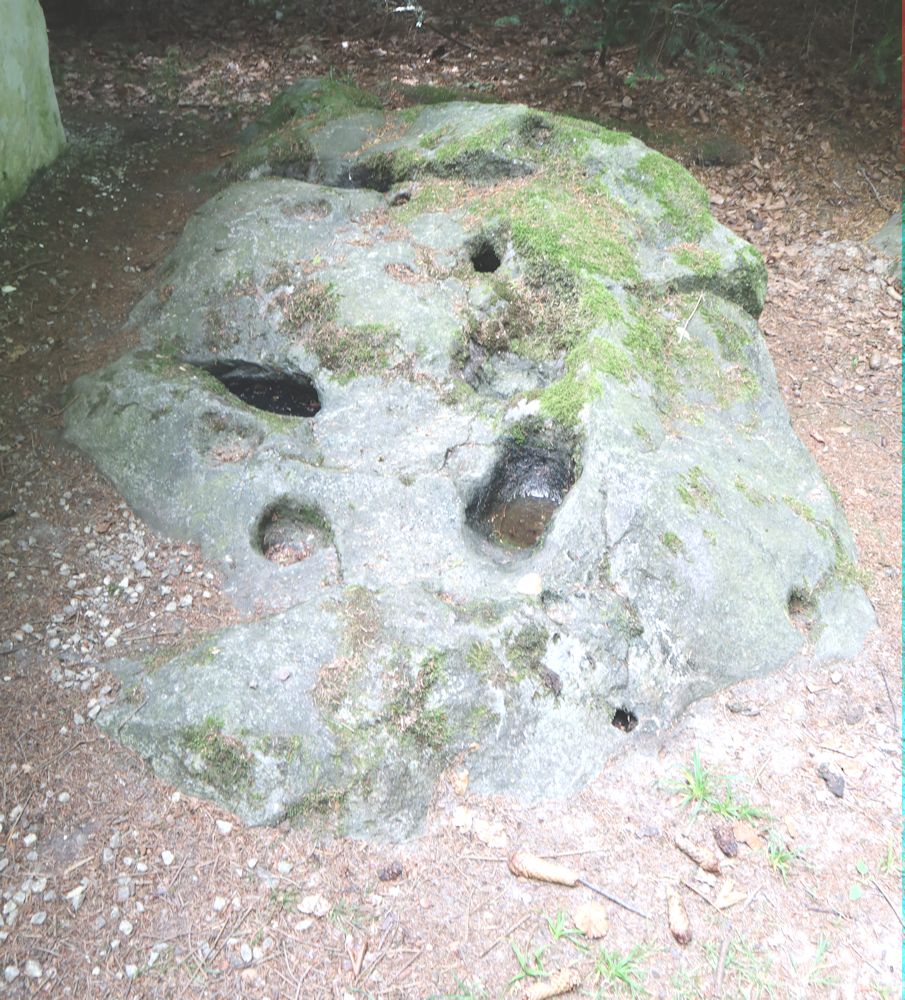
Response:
[[63, 80, 875, 839], [0, 0, 65, 216]]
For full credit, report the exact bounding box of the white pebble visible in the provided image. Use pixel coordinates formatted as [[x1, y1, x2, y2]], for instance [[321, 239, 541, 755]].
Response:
[[212, 896, 227, 912], [119, 919, 133, 936], [216, 820, 233, 835], [4, 966, 19, 983], [161, 850, 174, 866], [240, 942, 252, 964], [24, 959, 41, 978]]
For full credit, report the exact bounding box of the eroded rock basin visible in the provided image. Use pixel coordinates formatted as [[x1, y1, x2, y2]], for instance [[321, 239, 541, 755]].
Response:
[[62, 78, 876, 838]]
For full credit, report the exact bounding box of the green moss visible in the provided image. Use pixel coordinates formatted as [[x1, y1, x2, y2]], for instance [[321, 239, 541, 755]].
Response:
[[501, 186, 638, 284], [622, 307, 678, 398], [306, 78, 383, 127], [284, 786, 347, 824], [662, 531, 684, 555], [305, 322, 397, 382], [556, 114, 633, 152], [400, 83, 498, 105], [677, 466, 720, 514], [700, 297, 752, 361], [540, 335, 631, 427], [226, 120, 315, 179], [633, 151, 713, 240], [281, 278, 337, 331], [505, 624, 549, 678], [181, 716, 253, 793], [734, 476, 772, 506], [781, 495, 820, 527], [737, 245, 768, 314], [673, 244, 722, 277], [387, 651, 450, 750], [633, 422, 653, 446], [354, 147, 423, 188]]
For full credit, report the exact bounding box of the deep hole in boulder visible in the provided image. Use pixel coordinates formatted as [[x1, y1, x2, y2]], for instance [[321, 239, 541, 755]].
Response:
[[469, 238, 501, 273], [195, 360, 321, 417], [467, 442, 574, 550], [611, 708, 638, 732], [254, 500, 332, 566]]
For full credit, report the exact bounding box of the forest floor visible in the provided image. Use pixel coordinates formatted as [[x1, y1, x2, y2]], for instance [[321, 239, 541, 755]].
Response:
[[0, 2, 901, 997]]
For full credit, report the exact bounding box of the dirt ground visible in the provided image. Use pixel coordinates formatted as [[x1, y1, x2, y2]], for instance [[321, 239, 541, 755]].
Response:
[[0, 2, 901, 997]]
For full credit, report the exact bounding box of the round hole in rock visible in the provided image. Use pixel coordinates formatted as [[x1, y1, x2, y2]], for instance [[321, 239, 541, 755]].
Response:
[[255, 500, 332, 566], [467, 442, 574, 550], [611, 708, 638, 732], [196, 360, 320, 417], [469, 238, 501, 274]]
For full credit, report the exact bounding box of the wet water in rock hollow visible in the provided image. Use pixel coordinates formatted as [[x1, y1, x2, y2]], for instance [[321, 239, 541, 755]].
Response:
[[486, 496, 559, 548]]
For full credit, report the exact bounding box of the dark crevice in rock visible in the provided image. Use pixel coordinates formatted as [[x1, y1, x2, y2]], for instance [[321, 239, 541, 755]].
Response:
[[611, 707, 638, 732], [469, 238, 501, 273], [787, 588, 817, 633], [466, 441, 575, 552], [194, 359, 321, 417], [254, 499, 333, 566]]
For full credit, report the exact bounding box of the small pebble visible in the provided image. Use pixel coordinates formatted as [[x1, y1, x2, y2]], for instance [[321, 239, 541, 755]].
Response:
[[213, 896, 227, 912], [24, 959, 41, 979], [216, 820, 233, 835], [119, 919, 134, 936], [161, 850, 174, 866], [4, 966, 19, 983], [817, 762, 845, 798], [240, 942, 252, 964]]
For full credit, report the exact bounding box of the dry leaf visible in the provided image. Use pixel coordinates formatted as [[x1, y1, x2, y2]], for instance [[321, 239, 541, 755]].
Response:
[[667, 888, 692, 945], [450, 768, 469, 796], [712, 822, 738, 858], [451, 805, 473, 831], [523, 966, 582, 1000], [674, 832, 721, 874], [473, 817, 508, 849], [572, 901, 609, 938], [733, 821, 765, 851], [507, 849, 578, 887], [714, 879, 747, 910]]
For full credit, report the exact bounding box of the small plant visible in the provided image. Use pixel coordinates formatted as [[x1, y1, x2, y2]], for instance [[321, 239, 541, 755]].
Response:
[[594, 945, 649, 997], [671, 749, 768, 821], [704, 935, 776, 997], [508, 941, 548, 988], [766, 833, 802, 885], [879, 839, 900, 876], [545, 910, 588, 951], [268, 887, 299, 911], [805, 935, 837, 989], [429, 980, 489, 1000]]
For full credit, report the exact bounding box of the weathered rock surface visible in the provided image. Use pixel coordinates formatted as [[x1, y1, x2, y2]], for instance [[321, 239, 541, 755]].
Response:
[[63, 79, 875, 838]]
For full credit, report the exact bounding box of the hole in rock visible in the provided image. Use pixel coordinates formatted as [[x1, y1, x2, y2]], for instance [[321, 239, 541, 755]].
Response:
[[467, 443, 574, 550], [196, 360, 320, 417], [787, 588, 817, 632], [255, 500, 333, 566], [611, 708, 638, 732], [469, 238, 501, 274]]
